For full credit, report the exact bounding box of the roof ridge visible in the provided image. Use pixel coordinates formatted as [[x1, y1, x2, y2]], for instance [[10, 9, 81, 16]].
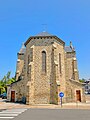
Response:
[[19, 43, 26, 54], [36, 31, 53, 36]]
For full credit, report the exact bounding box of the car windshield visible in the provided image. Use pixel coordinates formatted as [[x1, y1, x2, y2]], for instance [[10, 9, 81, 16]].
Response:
[[3, 93, 7, 95]]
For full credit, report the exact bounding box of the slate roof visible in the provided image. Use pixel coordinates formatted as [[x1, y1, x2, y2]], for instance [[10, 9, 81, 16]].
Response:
[[19, 43, 26, 54], [65, 46, 75, 52], [24, 31, 65, 46], [36, 31, 53, 36]]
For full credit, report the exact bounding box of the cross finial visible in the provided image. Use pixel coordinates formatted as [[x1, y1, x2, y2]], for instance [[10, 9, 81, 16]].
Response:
[[42, 24, 47, 32], [70, 41, 75, 51]]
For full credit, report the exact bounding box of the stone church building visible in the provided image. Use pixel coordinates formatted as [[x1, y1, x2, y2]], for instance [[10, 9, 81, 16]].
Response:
[[7, 31, 85, 104]]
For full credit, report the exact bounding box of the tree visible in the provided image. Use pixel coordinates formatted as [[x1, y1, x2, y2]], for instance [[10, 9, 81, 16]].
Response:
[[0, 71, 15, 93], [79, 78, 85, 83]]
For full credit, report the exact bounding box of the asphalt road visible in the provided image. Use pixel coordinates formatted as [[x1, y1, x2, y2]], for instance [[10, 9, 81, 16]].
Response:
[[13, 109, 90, 120]]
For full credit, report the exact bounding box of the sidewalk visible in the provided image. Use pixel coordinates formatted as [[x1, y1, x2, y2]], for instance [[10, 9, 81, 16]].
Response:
[[26, 102, 90, 109], [1, 98, 90, 110]]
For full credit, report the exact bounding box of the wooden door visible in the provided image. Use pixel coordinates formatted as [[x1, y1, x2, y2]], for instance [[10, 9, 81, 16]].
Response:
[[76, 90, 81, 102], [11, 91, 15, 102]]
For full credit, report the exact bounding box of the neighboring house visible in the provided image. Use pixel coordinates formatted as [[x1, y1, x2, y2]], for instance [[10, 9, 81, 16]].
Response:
[[85, 81, 90, 94], [7, 31, 86, 104]]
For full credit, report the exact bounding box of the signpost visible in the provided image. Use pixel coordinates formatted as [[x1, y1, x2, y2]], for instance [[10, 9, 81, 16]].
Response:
[[59, 92, 64, 107]]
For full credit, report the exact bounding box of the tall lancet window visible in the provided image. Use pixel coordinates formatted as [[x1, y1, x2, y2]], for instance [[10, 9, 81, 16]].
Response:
[[42, 51, 46, 73], [59, 53, 61, 74], [27, 55, 30, 74], [30, 48, 33, 62], [72, 60, 75, 79]]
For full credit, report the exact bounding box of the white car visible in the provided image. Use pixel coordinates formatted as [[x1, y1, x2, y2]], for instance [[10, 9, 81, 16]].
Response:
[[85, 91, 88, 94]]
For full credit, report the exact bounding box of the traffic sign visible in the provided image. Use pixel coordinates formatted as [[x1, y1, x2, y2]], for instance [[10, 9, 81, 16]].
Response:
[[59, 92, 64, 98], [59, 92, 64, 108]]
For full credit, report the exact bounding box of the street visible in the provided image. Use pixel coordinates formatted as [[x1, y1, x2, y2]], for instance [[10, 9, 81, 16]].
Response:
[[0, 96, 90, 120], [14, 109, 90, 120], [0, 108, 90, 120]]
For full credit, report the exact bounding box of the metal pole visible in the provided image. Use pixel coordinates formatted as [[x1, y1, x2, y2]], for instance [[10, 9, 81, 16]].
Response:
[[61, 97, 62, 108]]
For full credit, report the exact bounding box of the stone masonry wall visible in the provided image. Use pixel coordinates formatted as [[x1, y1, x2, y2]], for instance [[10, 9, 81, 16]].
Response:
[[25, 37, 66, 104], [65, 52, 85, 103], [16, 54, 24, 81], [9, 34, 86, 105]]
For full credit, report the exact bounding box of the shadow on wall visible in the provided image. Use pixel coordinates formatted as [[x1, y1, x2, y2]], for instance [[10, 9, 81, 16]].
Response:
[[15, 96, 26, 104]]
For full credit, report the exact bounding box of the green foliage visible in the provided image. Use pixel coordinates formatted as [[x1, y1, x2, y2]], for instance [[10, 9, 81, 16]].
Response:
[[6, 78, 15, 85], [0, 71, 16, 94], [79, 78, 85, 83]]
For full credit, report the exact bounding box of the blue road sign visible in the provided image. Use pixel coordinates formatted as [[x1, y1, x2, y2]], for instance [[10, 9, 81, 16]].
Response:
[[59, 92, 64, 98]]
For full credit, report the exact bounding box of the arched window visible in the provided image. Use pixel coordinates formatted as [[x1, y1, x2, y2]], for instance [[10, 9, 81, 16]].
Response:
[[42, 51, 46, 73], [30, 48, 33, 62], [27, 55, 30, 74], [72, 60, 75, 79], [28, 55, 30, 64], [59, 53, 61, 74], [29, 65, 31, 81]]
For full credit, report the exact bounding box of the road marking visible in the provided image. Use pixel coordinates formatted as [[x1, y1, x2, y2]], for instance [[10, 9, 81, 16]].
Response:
[[0, 117, 14, 119], [0, 108, 27, 119], [1, 111, 22, 113], [0, 114, 18, 116], [5, 109, 27, 112]]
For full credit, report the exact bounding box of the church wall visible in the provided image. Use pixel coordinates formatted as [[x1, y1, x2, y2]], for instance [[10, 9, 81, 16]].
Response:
[[7, 80, 26, 102], [16, 54, 25, 81], [65, 52, 85, 103], [65, 52, 79, 81], [65, 80, 86, 103], [24, 43, 35, 104], [25, 37, 66, 104], [7, 33, 86, 105], [33, 44, 52, 104], [51, 42, 66, 104]]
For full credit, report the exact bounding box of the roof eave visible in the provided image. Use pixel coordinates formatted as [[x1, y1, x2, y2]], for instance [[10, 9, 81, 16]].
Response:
[[53, 36, 65, 45], [17, 53, 25, 55], [24, 35, 65, 46], [66, 51, 76, 53]]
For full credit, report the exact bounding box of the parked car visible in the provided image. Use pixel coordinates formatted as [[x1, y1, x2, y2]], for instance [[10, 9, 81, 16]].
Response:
[[85, 91, 88, 94], [0, 94, 3, 98], [2, 93, 7, 99]]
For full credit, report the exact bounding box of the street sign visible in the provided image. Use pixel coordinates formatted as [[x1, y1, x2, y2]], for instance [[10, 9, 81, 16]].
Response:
[[59, 92, 64, 98], [59, 92, 64, 108]]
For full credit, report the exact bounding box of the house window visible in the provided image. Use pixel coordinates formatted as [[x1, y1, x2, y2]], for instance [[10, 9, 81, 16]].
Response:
[[42, 51, 46, 73], [59, 53, 61, 74], [85, 85, 88, 90]]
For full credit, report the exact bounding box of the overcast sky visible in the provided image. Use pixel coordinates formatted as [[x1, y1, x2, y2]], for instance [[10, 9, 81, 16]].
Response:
[[0, 0, 90, 79]]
